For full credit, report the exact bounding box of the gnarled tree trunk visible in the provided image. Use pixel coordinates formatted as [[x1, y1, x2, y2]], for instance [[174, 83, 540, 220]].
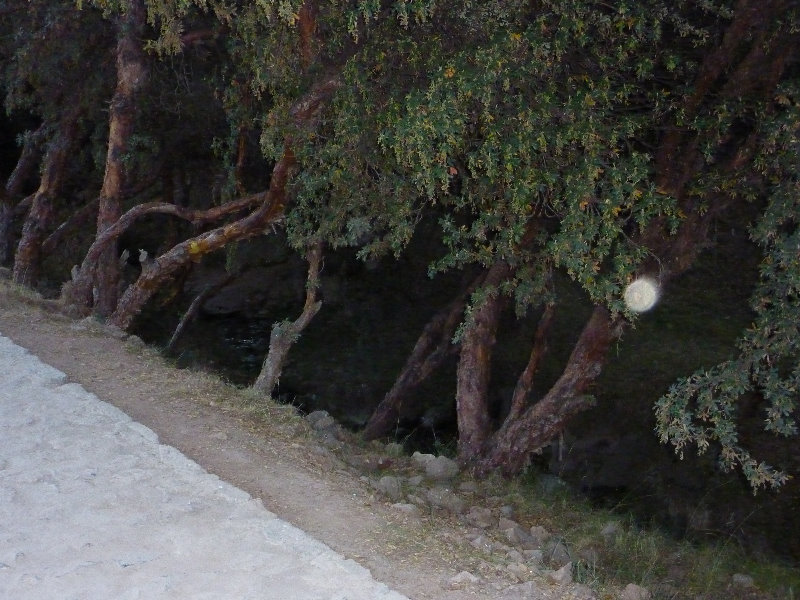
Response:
[[0, 125, 45, 266], [105, 75, 341, 331], [93, 0, 147, 317], [361, 271, 485, 440], [252, 241, 323, 396], [476, 306, 624, 475], [455, 260, 512, 462], [12, 118, 77, 286]]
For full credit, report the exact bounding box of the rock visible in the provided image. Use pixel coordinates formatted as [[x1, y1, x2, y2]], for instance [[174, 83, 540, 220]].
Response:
[[424, 455, 460, 481], [426, 487, 466, 514], [466, 506, 494, 528], [459, 481, 479, 494], [523, 549, 543, 565], [384, 442, 405, 457], [529, 525, 551, 547], [731, 573, 755, 588], [498, 517, 521, 530], [406, 493, 427, 508], [506, 562, 531, 582], [547, 562, 573, 585], [306, 410, 336, 431], [448, 571, 481, 589], [375, 476, 403, 501], [412, 451, 435, 467], [571, 583, 598, 600], [469, 535, 494, 553], [407, 475, 424, 487], [503, 525, 537, 550], [496, 581, 547, 600], [500, 505, 515, 518], [542, 538, 571, 568], [390, 503, 420, 516], [620, 583, 651, 600], [505, 548, 524, 562]]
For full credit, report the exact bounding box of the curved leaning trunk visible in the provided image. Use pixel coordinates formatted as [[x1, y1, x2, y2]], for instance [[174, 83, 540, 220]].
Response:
[[361, 271, 485, 441], [105, 75, 341, 331], [93, 0, 148, 317], [252, 241, 323, 396], [476, 306, 624, 476], [108, 169, 290, 331], [12, 118, 77, 286]]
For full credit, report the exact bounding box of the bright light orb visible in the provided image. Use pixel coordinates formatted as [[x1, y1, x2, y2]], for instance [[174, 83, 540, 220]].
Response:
[[624, 277, 660, 313]]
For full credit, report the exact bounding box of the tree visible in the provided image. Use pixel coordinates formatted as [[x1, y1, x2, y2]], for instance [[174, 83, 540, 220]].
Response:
[[281, 0, 798, 486], [1, 0, 796, 487]]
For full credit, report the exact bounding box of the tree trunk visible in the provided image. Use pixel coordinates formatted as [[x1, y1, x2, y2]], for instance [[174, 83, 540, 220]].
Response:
[[108, 157, 293, 331], [12, 119, 76, 286], [93, 0, 147, 317], [455, 260, 512, 463], [165, 274, 233, 354], [0, 125, 45, 266], [362, 270, 485, 440], [41, 197, 99, 257], [61, 193, 265, 310], [252, 241, 323, 396], [106, 75, 341, 331], [506, 302, 555, 422], [477, 306, 625, 476]]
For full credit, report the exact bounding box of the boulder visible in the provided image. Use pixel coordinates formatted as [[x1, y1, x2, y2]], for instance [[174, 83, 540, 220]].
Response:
[[425, 488, 466, 514], [425, 455, 460, 481], [466, 506, 494, 528], [542, 538, 571, 568], [620, 583, 651, 600], [731, 573, 755, 588], [529, 525, 551, 548], [448, 571, 481, 589], [375, 476, 403, 501], [547, 562, 573, 585]]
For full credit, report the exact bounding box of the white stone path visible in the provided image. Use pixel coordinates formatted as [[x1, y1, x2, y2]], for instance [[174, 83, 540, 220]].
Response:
[[0, 334, 408, 600]]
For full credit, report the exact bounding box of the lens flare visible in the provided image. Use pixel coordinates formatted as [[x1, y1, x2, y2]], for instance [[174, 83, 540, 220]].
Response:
[[624, 277, 659, 312]]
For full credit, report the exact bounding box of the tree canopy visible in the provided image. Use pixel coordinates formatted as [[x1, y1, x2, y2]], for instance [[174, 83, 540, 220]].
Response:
[[0, 0, 797, 488]]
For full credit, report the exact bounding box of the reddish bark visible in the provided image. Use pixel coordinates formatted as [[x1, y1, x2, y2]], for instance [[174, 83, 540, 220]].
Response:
[[0, 202, 10, 267], [455, 260, 512, 462], [298, 1, 317, 70], [252, 241, 323, 395], [362, 271, 486, 440], [477, 307, 625, 476], [62, 192, 265, 310], [12, 119, 77, 286], [0, 125, 45, 265], [507, 303, 555, 422], [94, 0, 148, 317], [104, 75, 341, 330]]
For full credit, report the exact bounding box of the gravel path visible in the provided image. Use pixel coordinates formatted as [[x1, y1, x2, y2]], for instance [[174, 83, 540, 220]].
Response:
[[0, 334, 408, 600]]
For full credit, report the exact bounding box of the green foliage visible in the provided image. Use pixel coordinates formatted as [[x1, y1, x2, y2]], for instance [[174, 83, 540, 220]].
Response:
[[656, 89, 800, 490], [2, 0, 797, 489]]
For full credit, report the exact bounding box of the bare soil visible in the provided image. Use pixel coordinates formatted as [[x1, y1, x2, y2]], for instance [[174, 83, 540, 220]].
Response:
[[0, 278, 583, 600]]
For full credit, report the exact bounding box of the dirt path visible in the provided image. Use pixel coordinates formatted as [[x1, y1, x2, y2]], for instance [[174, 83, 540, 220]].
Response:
[[0, 281, 592, 600]]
